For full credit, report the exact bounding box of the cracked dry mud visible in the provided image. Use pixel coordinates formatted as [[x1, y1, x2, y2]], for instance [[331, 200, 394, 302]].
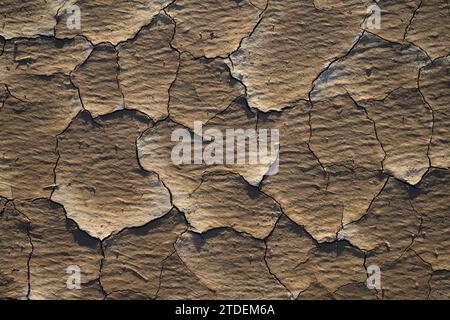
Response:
[[0, 0, 449, 300]]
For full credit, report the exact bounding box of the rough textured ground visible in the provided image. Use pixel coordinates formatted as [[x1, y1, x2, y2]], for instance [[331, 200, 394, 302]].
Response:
[[0, 0, 449, 300]]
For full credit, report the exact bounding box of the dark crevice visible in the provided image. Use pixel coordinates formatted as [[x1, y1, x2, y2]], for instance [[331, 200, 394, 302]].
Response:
[[402, 0, 422, 43]]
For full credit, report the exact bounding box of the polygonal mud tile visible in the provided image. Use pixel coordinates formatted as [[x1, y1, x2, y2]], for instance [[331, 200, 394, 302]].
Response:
[[176, 229, 291, 299], [230, 0, 370, 111], [55, 0, 173, 45], [419, 57, 450, 169], [0, 202, 31, 300], [15, 199, 104, 300], [167, 0, 263, 58], [72, 44, 124, 117], [101, 210, 187, 299], [169, 53, 243, 130], [117, 13, 179, 122], [410, 169, 450, 270], [52, 111, 172, 240], [184, 171, 281, 239]]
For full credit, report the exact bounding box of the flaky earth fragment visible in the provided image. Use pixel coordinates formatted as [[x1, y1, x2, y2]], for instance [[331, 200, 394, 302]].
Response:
[[309, 94, 385, 171], [202, 98, 277, 185], [260, 100, 387, 240], [137, 98, 276, 213], [0, 36, 89, 200], [0, 77, 83, 200], [265, 215, 316, 297], [310, 32, 435, 185], [259, 101, 341, 241], [0, 36, 92, 84], [325, 166, 388, 225], [137, 119, 206, 211], [267, 215, 366, 298], [52, 111, 172, 240], [298, 242, 367, 295]]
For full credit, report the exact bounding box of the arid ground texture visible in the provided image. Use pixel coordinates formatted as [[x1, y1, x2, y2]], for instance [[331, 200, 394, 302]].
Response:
[[0, 0, 449, 300]]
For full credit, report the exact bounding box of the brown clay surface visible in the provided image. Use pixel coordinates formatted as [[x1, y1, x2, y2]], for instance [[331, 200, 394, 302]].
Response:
[[0, 0, 448, 300]]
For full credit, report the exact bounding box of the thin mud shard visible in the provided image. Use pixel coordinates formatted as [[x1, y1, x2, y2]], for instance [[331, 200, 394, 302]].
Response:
[[309, 94, 385, 172], [311, 33, 432, 185], [52, 111, 172, 240], [0, 36, 92, 84], [361, 89, 433, 185], [138, 97, 279, 238], [311, 33, 430, 102], [259, 102, 341, 241], [0, 78, 82, 200], [265, 215, 316, 297]]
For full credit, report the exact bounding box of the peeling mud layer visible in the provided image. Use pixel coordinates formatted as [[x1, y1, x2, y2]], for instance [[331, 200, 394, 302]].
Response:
[[0, 0, 449, 300]]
